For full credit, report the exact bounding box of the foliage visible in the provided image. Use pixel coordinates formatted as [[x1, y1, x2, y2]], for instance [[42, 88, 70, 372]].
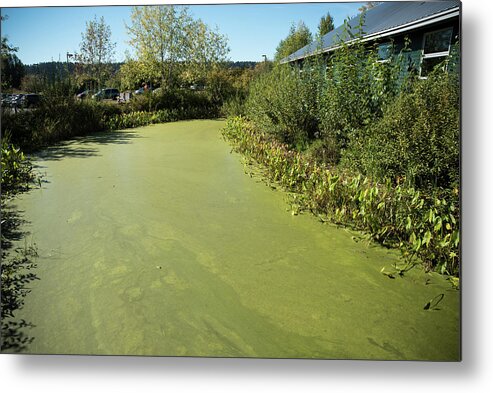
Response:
[[184, 20, 230, 86], [104, 109, 170, 130], [342, 72, 460, 190], [1, 78, 224, 153], [0, 245, 38, 352], [1, 139, 35, 195], [1, 114, 38, 351], [119, 58, 161, 91], [245, 61, 324, 147], [318, 12, 335, 37], [1, 35, 25, 90], [318, 18, 403, 155], [1, 97, 107, 151], [127, 5, 193, 87], [274, 21, 313, 62], [77, 16, 116, 90], [125, 88, 217, 116], [222, 117, 460, 276], [20, 74, 45, 93], [222, 93, 247, 118], [126, 5, 229, 89], [246, 16, 404, 159]]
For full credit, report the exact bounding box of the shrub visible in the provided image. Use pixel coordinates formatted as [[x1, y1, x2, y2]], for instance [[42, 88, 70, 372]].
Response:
[[342, 72, 460, 190], [127, 88, 219, 118], [1, 139, 35, 195], [104, 109, 176, 130], [245, 62, 323, 148], [221, 92, 247, 118], [2, 98, 108, 151]]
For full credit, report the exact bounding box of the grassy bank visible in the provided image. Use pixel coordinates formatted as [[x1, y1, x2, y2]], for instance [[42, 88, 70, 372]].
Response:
[[222, 116, 459, 277]]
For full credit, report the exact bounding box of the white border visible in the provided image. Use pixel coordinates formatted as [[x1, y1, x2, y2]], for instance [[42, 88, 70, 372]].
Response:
[[2, 1, 493, 393]]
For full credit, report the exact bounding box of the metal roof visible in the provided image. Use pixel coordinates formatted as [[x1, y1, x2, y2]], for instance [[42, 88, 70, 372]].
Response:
[[282, 1, 461, 63]]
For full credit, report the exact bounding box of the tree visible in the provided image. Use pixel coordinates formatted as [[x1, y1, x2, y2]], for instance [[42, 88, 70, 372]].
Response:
[[1, 16, 25, 90], [186, 20, 229, 84], [119, 58, 160, 90], [1, 38, 25, 90], [78, 16, 116, 90], [126, 5, 195, 88], [318, 12, 335, 37], [126, 6, 229, 89], [274, 21, 312, 62]]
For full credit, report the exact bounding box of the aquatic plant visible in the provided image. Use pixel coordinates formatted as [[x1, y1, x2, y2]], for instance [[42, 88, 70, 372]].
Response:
[[222, 116, 459, 276], [1, 140, 39, 352]]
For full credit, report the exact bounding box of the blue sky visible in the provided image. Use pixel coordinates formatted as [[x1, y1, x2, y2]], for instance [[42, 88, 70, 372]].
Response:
[[1, 2, 364, 65]]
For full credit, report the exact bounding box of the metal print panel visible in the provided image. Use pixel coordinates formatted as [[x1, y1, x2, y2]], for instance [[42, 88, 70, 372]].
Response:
[[0, 1, 461, 360]]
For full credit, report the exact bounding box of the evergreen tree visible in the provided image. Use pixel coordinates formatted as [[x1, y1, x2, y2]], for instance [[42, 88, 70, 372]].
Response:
[[318, 12, 335, 37]]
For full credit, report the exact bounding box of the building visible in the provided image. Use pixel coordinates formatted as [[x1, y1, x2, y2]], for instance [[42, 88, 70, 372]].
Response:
[[281, 1, 461, 78]]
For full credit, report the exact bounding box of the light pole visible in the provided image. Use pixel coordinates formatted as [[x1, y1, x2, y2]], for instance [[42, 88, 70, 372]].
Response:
[[66, 52, 74, 78], [262, 54, 267, 63]]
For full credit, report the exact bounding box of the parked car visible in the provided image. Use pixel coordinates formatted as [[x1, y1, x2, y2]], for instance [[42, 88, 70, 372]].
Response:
[[20, 93, 42, 108], [10, 94, 24, 108], [135, 85, 153, 95], [76, 90, 90, 100], [92, 88, 120, 100]]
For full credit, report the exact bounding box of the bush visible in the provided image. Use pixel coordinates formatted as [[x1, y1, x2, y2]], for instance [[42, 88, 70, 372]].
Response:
[[127, 88, 219, 118], [245, 62, 323, 148], [342, 72, 460, 190], [318, 39, 402, 152], [1, 139, 35, 195], [104, 109, 176, 130], [221, 93, 247, 118], [2, 98, 106, 151]]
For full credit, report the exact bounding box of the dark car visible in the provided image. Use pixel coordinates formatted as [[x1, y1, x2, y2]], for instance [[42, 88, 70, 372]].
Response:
[[92, 88, 120, 100], [20, 94, 42, 108]]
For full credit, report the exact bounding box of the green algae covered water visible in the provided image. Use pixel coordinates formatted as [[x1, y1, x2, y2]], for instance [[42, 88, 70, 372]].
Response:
[[7, 120, 459, 359]]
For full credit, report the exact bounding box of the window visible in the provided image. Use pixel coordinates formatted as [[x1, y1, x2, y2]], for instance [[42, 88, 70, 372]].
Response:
[[420, 27, 453, 78], [377, 42, 393, 62]]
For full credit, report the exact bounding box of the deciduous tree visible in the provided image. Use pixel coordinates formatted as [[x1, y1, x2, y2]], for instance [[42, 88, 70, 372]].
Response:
[[126, 5, 194, 88], [1, 16, 25, 90], [126, 6, 229, 89], [274, 21, 312, 62], [78, 16, 116, 90]]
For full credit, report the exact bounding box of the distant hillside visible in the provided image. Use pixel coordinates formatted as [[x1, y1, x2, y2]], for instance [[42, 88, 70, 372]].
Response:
[[228, 61, 258, 69], [24, 60, 258, 79], [24, 61, 124, 81]]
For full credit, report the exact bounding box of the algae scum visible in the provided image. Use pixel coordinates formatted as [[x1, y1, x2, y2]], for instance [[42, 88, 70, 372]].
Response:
[[6, 120, 459, 359]]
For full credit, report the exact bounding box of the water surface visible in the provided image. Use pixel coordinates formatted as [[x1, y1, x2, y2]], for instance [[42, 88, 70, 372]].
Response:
[[9, 120, 459, 359]]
